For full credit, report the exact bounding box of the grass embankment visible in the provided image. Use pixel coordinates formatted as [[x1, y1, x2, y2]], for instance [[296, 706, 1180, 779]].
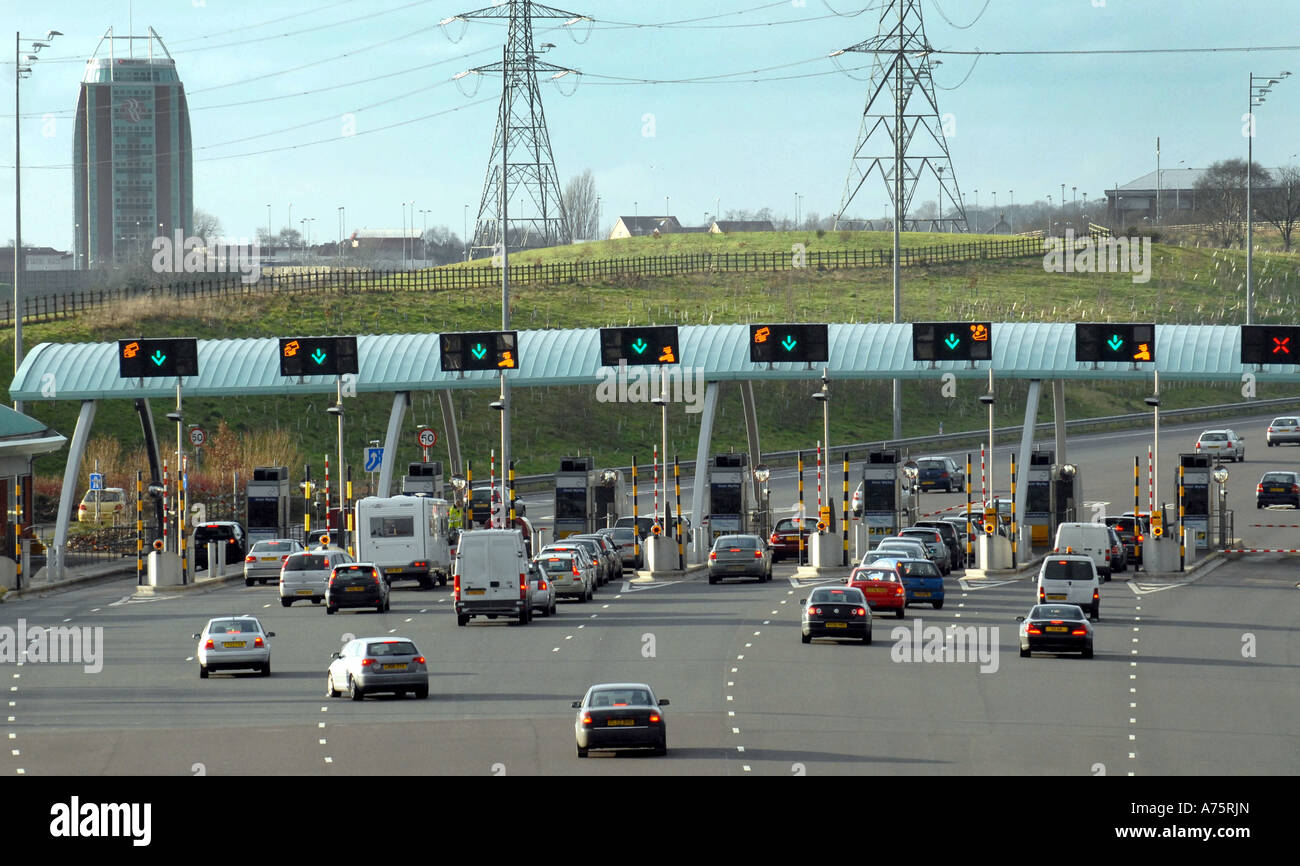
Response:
[[6, 232, 1300, 500]]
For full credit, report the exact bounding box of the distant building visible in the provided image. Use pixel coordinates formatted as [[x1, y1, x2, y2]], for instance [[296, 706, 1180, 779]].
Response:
[[709, 220, 775, 234], [346, 229, 424, 261], [0, 247, 74, 272], [73, 29, 192, 269], [608, 216, 681, 239]]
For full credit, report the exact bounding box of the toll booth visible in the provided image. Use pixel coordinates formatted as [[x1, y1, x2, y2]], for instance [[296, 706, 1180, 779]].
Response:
[[401, 461, 444, 497], [708, 453, 751, 538], [246, 466, 291, 543], [1178, 453, 1211, 552], [862, 450, 902, 549], [1026, 450, 1054, 544], [554, 456, 596, 539], [591, 469, 628, 529], [1050, 465, 1081, 527]]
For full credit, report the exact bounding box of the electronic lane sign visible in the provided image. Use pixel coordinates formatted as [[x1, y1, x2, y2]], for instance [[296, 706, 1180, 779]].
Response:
[[118, 338, 199, 378], [911, 322, 993, 362], [279, 336, 359, 377], [599, 326, 680, 366], [1074, 323, 1156, 363], [749, 323, 829, 363], [1241, 324, 1300, 364], [439, 331, 519, 372]]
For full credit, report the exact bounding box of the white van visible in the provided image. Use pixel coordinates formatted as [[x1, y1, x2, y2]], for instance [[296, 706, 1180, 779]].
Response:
[[1036, 554, 1100, 620], [453, 529, 533, 626], [1052, 522, 1112, 581], [354, 496, 452, 588]]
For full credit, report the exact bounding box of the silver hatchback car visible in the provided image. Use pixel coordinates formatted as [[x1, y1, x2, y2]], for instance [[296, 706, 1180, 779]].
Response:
[[280, 547, 353, 607], [326, 636, 429, 700], [195, 616, 274, 678], [244, 539, 305, 587]]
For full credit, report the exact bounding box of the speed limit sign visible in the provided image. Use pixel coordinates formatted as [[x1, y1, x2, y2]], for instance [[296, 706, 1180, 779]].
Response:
[[189, 426, 207, 447], [416, 427, 438, 449]]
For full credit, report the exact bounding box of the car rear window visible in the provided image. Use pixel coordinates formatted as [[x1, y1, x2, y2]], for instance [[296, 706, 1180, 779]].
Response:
[[590, 689, 653, 708], [209, 619, 259, 634], [1200, 432, 1227, 441], [716, 536, 759, 549], [285, 554, 328, 571], [252, 540, 297, 553], [1043, 560, 1095, 581], [369, 516, 414, 538], [1261, 473, 1297, 484], [1030, 605, 1085, 620], [540, 557, 576, 572], [853, 569, 897, 583], [1274, 418, 1298, 425], [900, 561, 940, 577], [366, 641, 417, 657], [774, 519, 818, 533], [194, 526, 237, 542], [810, 588, 864, 604]]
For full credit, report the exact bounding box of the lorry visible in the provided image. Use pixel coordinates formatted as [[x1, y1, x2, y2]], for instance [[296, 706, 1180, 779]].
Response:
[[353, 495, 452, 588]]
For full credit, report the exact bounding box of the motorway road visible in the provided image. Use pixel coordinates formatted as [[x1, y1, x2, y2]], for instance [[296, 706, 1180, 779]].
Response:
[[1, 549, 1295, 776]]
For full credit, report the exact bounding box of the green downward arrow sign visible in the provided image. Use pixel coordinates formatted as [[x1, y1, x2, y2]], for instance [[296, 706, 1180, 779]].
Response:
[[944, 333, 961, 350], [630, 338, 648, 354], [150, 350, 167, 366], [1107, 335, 1124, 352], [781, 335, 798, 352], [311, 348, 328, 365], [471, 344, 487, 360]]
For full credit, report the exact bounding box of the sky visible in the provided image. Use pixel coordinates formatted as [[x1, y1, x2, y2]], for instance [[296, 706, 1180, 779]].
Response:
[[2, 0, 1299, 251]]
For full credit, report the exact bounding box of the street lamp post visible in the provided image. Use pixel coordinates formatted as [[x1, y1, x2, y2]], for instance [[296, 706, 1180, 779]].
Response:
[[1008, 190, 1014, 233], [753, 464, 771, 541], [1213, 465, 1229, 549], [651, 374, 669, 527], [326, 396, 345, 551], [1247, 71, 1291, 325]]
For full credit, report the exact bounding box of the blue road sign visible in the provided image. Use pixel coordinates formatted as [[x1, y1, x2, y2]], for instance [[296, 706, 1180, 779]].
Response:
[[89, 472, 103, 491], [364, 447, 384, 472]]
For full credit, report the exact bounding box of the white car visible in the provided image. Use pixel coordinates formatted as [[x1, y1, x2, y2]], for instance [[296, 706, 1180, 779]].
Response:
[[326, 636, 428, 700], [1036, 554, 1100, 621], [1266, 416, 1300, 447], [280, 547, 353, 606], [1195, 429, 1245, 462], [535, 551, 594, 602], [194, 616, 274, 678], [528, 561, 558, 617]]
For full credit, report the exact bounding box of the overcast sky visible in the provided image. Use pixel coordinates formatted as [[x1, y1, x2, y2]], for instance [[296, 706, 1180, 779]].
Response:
[[3, 0, 1299, 249]]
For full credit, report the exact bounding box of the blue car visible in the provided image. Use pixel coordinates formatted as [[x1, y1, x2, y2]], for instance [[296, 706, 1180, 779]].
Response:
[[865, 556, 945, 610]]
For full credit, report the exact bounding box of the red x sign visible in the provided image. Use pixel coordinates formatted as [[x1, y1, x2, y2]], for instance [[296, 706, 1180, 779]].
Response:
[[1273, 337, 1291, 355]]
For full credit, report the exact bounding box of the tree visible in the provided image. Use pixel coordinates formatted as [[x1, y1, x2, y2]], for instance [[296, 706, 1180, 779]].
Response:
[[420, 226, 464, 265], [1256, 165, 1300, 251], [1193, 159, 1272, 247], [562, 169, 599, 241], [192, 208, 222, 241]]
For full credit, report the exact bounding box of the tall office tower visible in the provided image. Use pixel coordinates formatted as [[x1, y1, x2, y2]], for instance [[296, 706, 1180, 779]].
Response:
[[74, 28, 192, 269]]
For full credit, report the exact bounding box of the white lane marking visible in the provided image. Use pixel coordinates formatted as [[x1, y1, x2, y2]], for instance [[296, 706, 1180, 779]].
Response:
[[728, 711, 735, 717], [753, 631, 761, 636], [62, 618, 71, 623], [590, 614, 597, 618], [388, 629, 397, 634], [731, 667, 738, 673], [15, 769, 23, 774], [90, 609, 100, 612], [1130, 734, 1136, 740], [737, 746, 745, 752], [726, 695, 734, 702], [1130, 703, 1137, 708], [565, 635, 573, 640], [6, 717, 12, 723], [10, 750, 18, 756], [1130, 718, 1136, 724], [732, 728, 740, 734], [744, 643, 752, 648], [552, 648, 560, 653], [737, 654, 744, 660], [405, 618, 413, 623], [319, 739, 327, 745], [324, 757, 333, 764], [743, 765, 751, 772], [602, 604, 610, 609], [763, 620, 771, 625], [321, 707, 328, 712], [577, 625, 585, 630], [318, 722, 326, 728]]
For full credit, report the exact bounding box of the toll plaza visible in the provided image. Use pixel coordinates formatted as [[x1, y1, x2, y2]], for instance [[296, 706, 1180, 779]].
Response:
[[591, 468, 628, 529], [1178, 453, 1211, 555], [554, 456, 595, 538], [1025, 450, 1054, 545], [246, 466, 291, 543], [401, 461, 444, 496], [707, 453, 751, 539], [855, 449, 903, 558]]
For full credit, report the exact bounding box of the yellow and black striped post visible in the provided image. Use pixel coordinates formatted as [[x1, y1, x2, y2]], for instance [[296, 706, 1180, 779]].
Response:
[[841, 453, 850, 567], [136, 470, 144, 585], [965, 453, 973, 566], [14, 478, 22, 591], [674, 455, 684, 569], [303, 464, 312, 537], [797, 450, 806, 565], [179, 459, 188, 585], [346, 467, 354, 557], [466, 460, 474, 528], [1178, 463, 1185, 572], [631, 456, 639, 563], [508, 461, 516, 524], [1009, 453, 1018, 569], [1133, 456, 1141, 562]]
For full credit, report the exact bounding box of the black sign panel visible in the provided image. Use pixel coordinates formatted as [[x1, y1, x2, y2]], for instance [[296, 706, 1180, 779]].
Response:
[[599, 326, 680, 366], [1074, 323, 1156, 363], [1241, 324, 1300, 364], [912, 322, 993, 362], [749, 323, 830, 363], [278, 336, 359, 377], [439, 331, 519, 372], [118, 338, 199, 378]]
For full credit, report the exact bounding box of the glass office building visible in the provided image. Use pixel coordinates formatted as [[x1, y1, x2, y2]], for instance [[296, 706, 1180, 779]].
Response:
[[73, 29, 191, 269]]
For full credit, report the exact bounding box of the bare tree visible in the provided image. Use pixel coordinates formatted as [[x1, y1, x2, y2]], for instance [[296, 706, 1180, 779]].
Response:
[[421, 226, 464, 265], [1194, 159, 1272, 247], [192, 207, 222, 240], [1257, 165, 1300, 251], [562, 169, 599, 241]]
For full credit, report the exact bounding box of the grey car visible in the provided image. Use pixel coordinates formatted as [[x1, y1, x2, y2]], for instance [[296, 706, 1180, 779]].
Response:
[[326, 636, 429, 700], [528, 561, 557, 618], [572, 533, 623, 583], [195, 616, 274, 678], [243, 538, 305, 587], [280, 547, 353, 606], [573, 682, 668, 758], [707, 534, 772, 584], [898, 527, 952, 575], [609, 526, 641, 569]]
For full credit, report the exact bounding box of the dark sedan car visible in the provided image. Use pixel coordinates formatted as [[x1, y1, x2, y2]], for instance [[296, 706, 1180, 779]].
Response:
[[1104, 516, 1147, 566], [325, 562, 391, 614], [573, 683, 668, 758], [192, 522, 248, 571], [1018, 603, 1094, 658], [1256, 471, 1300, 508], [800, 586, 872, 644], [915, 456, 965, 493], [707, 534, 772, 584], [768, 517, 819, 562]]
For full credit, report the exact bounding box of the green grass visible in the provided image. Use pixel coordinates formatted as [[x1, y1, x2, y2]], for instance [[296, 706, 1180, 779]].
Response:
[[7, 236, 1300, 493]]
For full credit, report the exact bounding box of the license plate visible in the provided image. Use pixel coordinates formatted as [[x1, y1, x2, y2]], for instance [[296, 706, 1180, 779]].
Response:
[[382, 663, 407, 671], [296, 589, 313, 596], [606, 719, 634, 727], [346, 586, 366, 592], [914, 591, 932, 598], [1045, 626, 1068, 633], [466, 589, 486, 595], [1270, 487, 1285, 493], [825, 622, 847, 628], [261, 557, 278, 562], [866, 587, 886, 593], [222, 641, 246, 648], [1047, 593, 1067, 601], [729, 564, 747, 571]]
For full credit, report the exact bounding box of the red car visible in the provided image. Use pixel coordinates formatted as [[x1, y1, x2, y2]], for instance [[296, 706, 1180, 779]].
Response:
[[768, 517, 820, 562], [845, 565, 907, 618]]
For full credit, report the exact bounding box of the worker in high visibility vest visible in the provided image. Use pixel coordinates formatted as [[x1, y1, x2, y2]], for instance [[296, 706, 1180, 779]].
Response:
[[448, 504, 464, 531]]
